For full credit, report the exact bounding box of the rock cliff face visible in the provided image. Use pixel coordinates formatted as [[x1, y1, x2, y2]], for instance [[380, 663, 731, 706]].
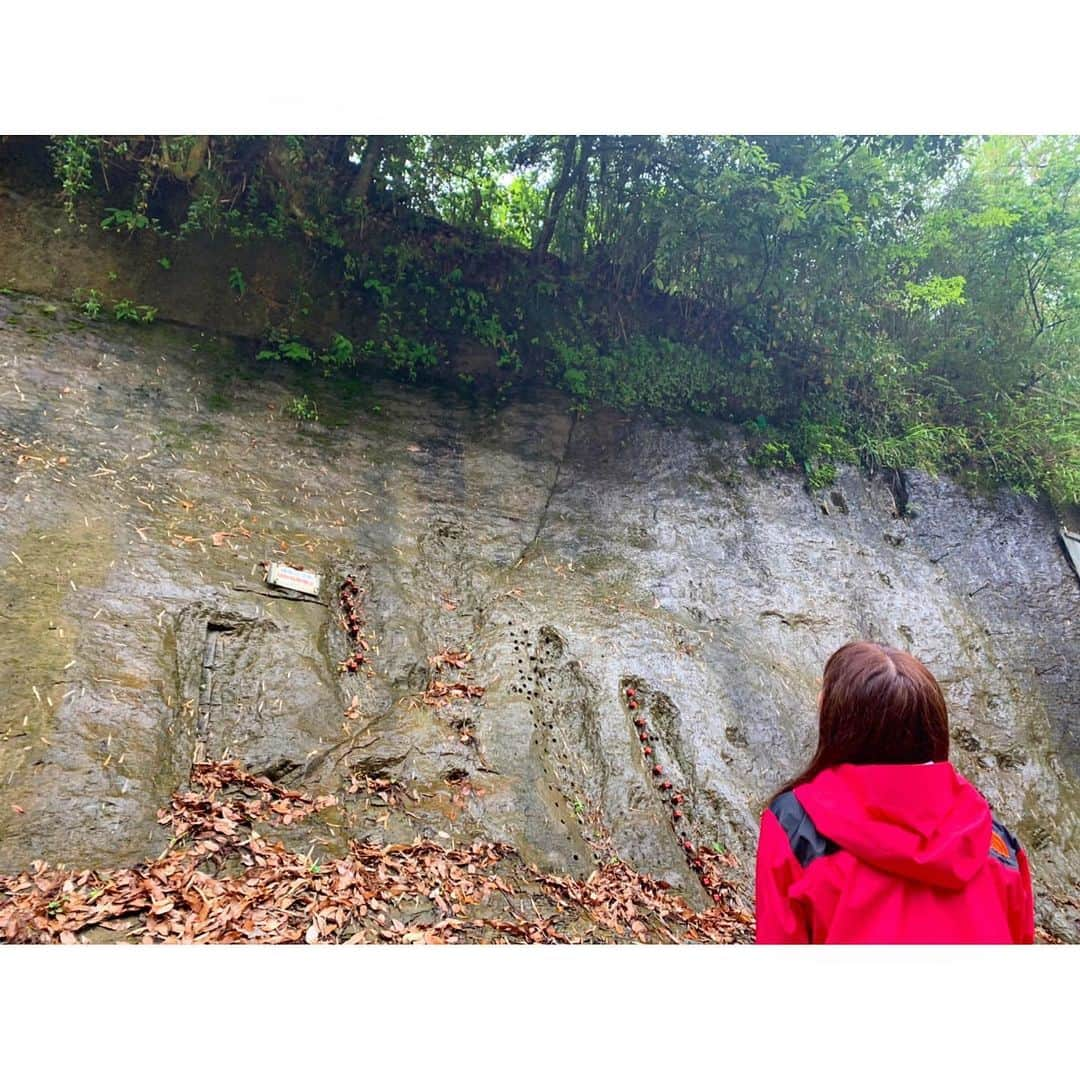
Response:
[[1, 295, 1077, 938]]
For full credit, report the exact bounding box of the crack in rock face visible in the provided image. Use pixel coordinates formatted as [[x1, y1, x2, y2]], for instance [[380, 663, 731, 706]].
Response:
[[0, 297, 1077, 939]]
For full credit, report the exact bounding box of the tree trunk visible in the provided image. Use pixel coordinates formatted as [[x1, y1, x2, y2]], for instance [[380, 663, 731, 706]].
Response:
[[595, 137, 610, 254], [534, 136, 578, 260], [566, 136, 594, 267], [348, 136, 384, 208]]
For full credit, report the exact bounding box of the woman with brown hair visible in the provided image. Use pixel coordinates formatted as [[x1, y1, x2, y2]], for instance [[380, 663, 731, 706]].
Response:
[[754, 641, 1034, 944]]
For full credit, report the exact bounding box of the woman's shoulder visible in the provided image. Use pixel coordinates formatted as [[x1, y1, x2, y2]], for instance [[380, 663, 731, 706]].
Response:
[[760, 787, 839, 868]]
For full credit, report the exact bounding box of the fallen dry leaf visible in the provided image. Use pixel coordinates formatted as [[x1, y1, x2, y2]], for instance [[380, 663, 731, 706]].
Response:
[[429, 648, 472, 670]]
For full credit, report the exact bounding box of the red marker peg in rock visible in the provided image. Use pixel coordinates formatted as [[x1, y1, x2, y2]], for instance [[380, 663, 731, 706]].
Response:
[[625, 686, 636, 697], [673, 809, 683, 820], [653, 765, 663, 776], [660, 781, 673, 791], [683, 841, 695, 853], [643, 746, 652, 756]]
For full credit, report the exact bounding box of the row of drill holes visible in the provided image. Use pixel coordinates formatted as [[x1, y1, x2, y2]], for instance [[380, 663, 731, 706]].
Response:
[[511, 624, 527, 698], [514, 621, 592, 864]]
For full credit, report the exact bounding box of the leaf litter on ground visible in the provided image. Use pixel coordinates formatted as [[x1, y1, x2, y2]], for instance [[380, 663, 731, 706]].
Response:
[[0, 760, 754, 944]]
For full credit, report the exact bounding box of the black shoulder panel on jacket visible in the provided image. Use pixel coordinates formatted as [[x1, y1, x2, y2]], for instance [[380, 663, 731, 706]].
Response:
[[768, 791, 840, 869], [989, 818, 1021, 869]]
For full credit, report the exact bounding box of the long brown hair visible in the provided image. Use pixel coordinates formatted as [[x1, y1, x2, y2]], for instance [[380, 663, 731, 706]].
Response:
[[775, 641, 950, 797]]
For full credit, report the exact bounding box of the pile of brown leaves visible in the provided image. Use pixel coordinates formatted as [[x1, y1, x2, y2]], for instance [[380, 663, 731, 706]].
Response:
[[1035, 926, 1065, 945], [0, 761, 754, 945], [536, 858, 751, 944], [423, 680, 486, 709]]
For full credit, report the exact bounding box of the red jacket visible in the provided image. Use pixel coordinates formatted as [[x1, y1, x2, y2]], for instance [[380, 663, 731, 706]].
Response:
[[755, 762, 1034, 944]]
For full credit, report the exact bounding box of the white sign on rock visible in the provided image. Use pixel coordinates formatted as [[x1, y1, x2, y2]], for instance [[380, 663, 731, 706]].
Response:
[[266, 562, 322, 597]]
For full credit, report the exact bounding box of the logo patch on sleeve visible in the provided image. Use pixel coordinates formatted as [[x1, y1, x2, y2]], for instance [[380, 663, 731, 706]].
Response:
[[989, 831, 1011, 860], [988, 821, 1020, 868]]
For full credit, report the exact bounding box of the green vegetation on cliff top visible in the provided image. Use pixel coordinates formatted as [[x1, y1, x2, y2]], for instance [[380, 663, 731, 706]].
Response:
[[19, 135, 1080, 505]]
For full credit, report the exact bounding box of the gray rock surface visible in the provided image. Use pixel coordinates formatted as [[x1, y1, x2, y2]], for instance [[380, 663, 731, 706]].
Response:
[[1, 294, 1076, 938]]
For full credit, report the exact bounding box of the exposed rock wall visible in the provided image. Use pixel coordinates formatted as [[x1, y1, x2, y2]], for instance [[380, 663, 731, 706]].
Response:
[[0, 294, 1076, 938]]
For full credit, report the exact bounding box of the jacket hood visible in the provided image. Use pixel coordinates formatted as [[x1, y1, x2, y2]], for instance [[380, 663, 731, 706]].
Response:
[[795, 762, 992, 889]]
